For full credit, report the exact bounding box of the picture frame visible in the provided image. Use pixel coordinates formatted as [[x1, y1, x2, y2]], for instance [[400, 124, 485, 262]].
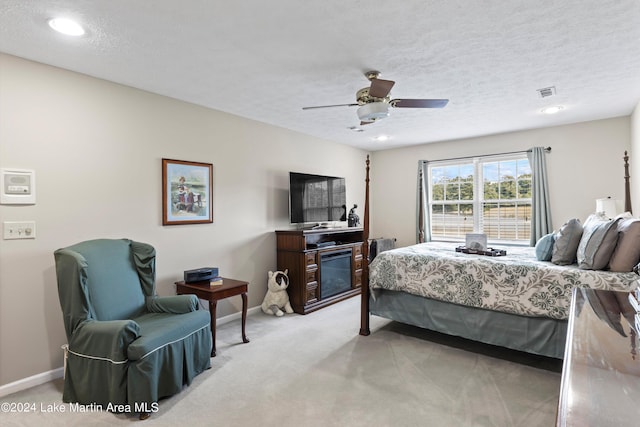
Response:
[[162, 158, 213, 225], [465, 233, 487, 251]]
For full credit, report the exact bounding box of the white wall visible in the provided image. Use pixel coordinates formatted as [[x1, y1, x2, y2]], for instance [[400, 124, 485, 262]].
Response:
[[0, 54, 367, 386], [370, 117, 632, 248]]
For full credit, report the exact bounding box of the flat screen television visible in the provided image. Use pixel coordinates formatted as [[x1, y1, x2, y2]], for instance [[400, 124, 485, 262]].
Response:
[[289, 172, 347, 225]]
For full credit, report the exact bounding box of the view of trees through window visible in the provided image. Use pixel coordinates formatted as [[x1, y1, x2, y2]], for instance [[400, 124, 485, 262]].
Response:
[[429, 156, 532, 242]]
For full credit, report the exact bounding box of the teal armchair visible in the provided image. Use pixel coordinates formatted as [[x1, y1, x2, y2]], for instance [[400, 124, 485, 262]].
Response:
[[54, 239, 211, 418]]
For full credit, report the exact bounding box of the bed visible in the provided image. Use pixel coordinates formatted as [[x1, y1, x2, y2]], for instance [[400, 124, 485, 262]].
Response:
[[359, 153, 639, 359]]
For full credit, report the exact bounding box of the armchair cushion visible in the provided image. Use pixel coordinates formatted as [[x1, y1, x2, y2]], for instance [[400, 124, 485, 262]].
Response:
[[127, 311, 209, 360]]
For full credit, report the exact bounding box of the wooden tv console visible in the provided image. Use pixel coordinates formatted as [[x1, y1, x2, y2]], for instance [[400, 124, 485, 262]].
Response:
[[276, 227, 364, 314]]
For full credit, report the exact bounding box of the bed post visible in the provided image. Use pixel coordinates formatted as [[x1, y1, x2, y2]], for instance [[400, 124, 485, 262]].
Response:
[[359, 155, 371, 336], [624, 151, 632, 214]]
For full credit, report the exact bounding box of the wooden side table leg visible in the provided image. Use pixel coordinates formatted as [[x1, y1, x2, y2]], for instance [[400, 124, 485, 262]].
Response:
[[209, 299, 217, 357], [241, 292, 250, 344]]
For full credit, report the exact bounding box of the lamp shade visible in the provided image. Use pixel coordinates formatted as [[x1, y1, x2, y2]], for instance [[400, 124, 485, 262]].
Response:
[[596, 197, 618, 219]]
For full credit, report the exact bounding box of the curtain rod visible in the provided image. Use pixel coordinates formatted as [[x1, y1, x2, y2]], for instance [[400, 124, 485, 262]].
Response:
[[424, 146, 551, 164]]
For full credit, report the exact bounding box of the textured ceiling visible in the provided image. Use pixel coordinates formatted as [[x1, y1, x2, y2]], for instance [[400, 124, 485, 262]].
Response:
[[1, 0, 640, 151]]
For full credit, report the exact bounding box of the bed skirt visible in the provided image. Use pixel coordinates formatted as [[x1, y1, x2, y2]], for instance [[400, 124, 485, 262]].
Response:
[[370, 290, 567, 359]]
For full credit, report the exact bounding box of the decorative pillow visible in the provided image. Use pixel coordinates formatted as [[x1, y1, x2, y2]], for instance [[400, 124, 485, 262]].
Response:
[[576, 214, 620, 270], [551, 219, 583, 265], [608, 218, 640, 272], [535, 233, 555, 261]]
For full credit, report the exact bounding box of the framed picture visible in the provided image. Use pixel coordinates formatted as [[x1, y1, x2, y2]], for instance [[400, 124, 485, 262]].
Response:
[[162, 158, 213, 225], [465, 233, 487, 251]]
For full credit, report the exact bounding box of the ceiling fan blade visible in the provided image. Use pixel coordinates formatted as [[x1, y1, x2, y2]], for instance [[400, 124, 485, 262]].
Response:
[[360, 120, 375, 126], [368, 79, 395, 98], [302, 103, 358, 110], [391, 99, 449, 108]]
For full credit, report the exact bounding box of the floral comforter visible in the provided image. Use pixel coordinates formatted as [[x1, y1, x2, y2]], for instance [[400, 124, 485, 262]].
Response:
[[369, 242, 639, 320]]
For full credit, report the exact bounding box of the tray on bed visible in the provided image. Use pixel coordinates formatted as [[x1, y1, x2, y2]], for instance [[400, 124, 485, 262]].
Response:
[[455, 246, 507, 257]]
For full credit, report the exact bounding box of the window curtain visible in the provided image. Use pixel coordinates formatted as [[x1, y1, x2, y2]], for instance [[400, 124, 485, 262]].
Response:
[[417, 160, 431, 243], [527, 147, 552, 246]]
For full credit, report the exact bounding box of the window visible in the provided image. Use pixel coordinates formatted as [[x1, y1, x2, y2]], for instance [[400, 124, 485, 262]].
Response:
[[428, 154, 532, 243]]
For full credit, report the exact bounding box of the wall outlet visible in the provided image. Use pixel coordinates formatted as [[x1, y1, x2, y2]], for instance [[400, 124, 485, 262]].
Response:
[[3, 221, 36, 239]]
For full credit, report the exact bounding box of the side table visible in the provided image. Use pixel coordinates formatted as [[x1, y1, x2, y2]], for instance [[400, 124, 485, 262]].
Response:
[[175, 277, 250, 357]]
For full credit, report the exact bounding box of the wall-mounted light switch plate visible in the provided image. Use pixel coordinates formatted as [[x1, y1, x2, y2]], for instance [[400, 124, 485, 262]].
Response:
[[3, 221, 36, 239]]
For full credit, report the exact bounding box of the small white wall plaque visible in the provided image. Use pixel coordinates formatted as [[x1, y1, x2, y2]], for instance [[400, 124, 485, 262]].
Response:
[[1, 168, 36, 204]]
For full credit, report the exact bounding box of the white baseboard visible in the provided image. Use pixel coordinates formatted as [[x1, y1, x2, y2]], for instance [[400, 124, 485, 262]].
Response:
[[217, 305, 261, 326], [0, 307, 263, 398], [0, 367, 64, 398]]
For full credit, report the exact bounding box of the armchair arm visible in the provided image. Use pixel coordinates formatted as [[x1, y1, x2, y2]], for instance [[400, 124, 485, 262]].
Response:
[[146, 295, 198, 314], [69, 319, 140, 363]]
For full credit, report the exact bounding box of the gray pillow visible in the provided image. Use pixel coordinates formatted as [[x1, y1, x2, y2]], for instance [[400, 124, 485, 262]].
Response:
[[576, 214, 620, 270], [551, 219, 583, 265], [608, 218, 640, 272], [535, 233, 555, 261]]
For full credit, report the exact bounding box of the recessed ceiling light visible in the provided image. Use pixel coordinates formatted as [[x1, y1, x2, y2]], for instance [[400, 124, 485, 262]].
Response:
[[48, 18, 85, 36], [374, 135, 389, 142], [541, 105, 564, 115]]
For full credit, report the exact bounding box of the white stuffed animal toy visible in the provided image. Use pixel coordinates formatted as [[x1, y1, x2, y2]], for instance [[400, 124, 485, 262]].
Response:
[[261, 269, 293, 317]]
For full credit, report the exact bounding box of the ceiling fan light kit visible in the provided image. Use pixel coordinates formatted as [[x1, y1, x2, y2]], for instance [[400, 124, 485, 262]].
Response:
[[357, 102, 390, 122]]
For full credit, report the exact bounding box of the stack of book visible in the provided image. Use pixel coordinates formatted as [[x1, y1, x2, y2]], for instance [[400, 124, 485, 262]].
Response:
[[210, 277, 223, 287]]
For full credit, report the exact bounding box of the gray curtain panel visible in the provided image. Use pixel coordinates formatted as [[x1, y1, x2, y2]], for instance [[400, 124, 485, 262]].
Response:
[[417, 160, 430, 243], [527, 147, 553, 246]]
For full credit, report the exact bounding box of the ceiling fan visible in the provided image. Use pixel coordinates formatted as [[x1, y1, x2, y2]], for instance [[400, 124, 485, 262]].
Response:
[[302, 71, 448, 125]]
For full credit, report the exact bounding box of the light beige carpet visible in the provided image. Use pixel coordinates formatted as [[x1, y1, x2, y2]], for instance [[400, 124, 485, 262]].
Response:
[[0, 296, 561, 426]]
